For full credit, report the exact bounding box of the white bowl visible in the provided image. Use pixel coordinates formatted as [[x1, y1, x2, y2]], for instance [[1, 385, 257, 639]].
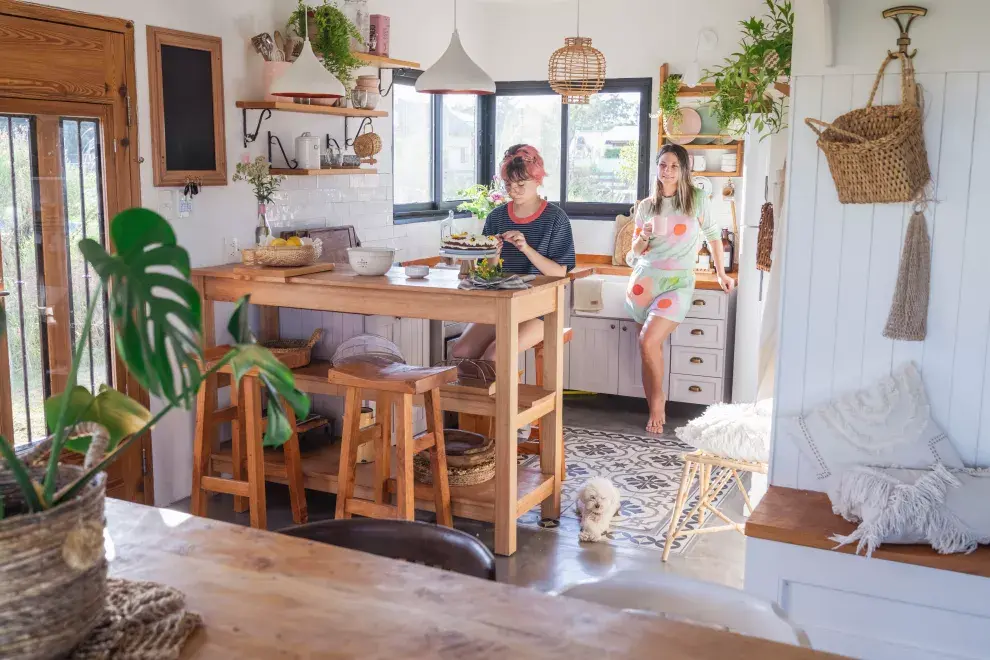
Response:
[[404, 265, 430, 279], [347, 247, 396, 276]]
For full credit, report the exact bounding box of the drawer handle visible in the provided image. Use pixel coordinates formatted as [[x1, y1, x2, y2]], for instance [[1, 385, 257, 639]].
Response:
[[610, 324, 616, 330], [689, 385, 702, 393], [690, 357, 704, 364], [692, 299, 707, 306], [691, 329, 705, 336]]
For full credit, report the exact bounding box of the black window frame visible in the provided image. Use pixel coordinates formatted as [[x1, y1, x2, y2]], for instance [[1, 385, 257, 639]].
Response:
[[392, 69, 484, 220]]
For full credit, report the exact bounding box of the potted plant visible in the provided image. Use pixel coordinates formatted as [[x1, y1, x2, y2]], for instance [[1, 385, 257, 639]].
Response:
[[234, 155, 285, 246], [657, 73, 683, 132], [703, 0, 793, 139], [289, 0, 364, 89], [457, 178, 509, 223], [0, 208, 308, 658]]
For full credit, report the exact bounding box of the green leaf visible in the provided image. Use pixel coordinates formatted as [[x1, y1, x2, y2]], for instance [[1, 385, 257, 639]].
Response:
[[45, 385, 152, 454], [226, 345, 310, 447], [227, 295, 255, 344], [80, 208, 203, 407], [0, 437, 44, 512]]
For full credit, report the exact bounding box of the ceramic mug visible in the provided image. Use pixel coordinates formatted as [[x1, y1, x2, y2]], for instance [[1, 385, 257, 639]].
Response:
[[692, 155, 707, 172]]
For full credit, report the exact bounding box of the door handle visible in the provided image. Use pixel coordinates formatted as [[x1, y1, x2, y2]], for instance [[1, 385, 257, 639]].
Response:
[[39, 306, 55, 324], [691, 329, 704, 336], [689, 385, 702, 393], [610, 324, 616, 330], [690, 357, 704, 364], [692, 299, 706, 306], [0, 290, 9, 297]]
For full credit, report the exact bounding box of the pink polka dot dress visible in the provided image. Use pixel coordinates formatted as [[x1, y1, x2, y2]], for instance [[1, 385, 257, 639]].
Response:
[[624, 188, 720, 325]]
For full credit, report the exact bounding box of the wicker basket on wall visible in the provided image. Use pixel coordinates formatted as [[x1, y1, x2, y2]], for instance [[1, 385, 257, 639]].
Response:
[[806, 53, 930, 204]]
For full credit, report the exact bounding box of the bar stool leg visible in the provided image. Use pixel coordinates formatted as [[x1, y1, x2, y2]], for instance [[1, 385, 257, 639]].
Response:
[[425, 389, 452, 527], [243, 376, 267, 530], [191, 372, 217, 518], [335, 387, 362, 520], [394, 393, 416, 521], [282, 397, 308, 525], [699, 464, 711, 525], [374, 393, 392, 505], [230, 379, 248, 514], [662, 458, 697, 562]]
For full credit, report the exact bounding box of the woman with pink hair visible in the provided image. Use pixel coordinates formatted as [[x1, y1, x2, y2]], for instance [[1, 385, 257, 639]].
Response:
[[451, 144, 575, 362]]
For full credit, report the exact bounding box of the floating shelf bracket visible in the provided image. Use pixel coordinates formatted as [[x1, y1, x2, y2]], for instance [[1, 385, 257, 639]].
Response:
[[242, 108, 272, 148], [344, 117, 373, 148], [268, 131, 298, 170], [377, 67, 410, 97], [883, 5, 927, 59]]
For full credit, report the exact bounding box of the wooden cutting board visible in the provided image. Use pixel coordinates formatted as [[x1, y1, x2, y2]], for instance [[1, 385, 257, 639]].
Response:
[[232, 262, 335, 282]]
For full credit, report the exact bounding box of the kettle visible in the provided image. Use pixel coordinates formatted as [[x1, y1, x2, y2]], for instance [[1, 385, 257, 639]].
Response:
[[294, 131, 321, 170]]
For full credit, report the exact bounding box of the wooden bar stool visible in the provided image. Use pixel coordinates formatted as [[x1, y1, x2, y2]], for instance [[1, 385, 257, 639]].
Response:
[[191, 345, 308, 530], [520, 327, 573, 471], [330, 362, 457, 526]]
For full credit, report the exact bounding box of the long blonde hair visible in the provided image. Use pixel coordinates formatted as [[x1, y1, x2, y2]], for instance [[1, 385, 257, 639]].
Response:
[[653, 143, 696, 216]]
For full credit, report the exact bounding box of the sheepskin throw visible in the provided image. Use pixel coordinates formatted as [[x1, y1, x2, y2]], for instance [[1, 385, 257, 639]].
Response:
[[675, 400, 772, 463], [777, 362, 964, 489], [828, 464, 990, 557]]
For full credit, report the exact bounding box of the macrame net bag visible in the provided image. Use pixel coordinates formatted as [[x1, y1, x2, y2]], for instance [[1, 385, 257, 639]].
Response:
[[756, 201, 774, 272], [884, 197, 931, 341], [548, 37, 606, 105]]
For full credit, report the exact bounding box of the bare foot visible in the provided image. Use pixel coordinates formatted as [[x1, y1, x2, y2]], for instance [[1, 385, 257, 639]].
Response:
[[645, 416, 664, 435]]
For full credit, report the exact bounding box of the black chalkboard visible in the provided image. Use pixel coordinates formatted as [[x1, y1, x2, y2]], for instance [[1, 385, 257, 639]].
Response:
[[160, 44, 216, 171]]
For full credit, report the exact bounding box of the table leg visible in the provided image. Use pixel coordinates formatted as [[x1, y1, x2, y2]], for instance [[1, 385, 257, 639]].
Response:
[[541, 287, 565, 519], [494, 298, 519, 556], [243, 377, 267, 530], [193, 275, 215, 350], [259, 306, 280, 342]]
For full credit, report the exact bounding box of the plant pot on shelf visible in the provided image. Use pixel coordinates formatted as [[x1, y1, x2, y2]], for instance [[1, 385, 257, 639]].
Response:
[[0, 464, 107, 659]]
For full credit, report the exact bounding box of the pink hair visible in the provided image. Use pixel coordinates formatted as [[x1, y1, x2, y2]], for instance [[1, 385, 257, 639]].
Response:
[[500, 144, 546, 185]]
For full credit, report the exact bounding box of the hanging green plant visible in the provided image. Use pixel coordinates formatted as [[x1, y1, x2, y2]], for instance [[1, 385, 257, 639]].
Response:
[[289, 0, 364, 88], [658, 73, 683, 130], [703, 0, 793, 138]]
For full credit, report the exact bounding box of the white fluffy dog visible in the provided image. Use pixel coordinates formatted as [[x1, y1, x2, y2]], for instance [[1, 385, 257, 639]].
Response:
[[576, 476, 622, 543]]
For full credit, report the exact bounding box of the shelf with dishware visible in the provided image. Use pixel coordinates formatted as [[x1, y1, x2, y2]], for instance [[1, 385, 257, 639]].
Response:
[[351, 51, 420, 70], [271, 168, 377, 176], [236, 100, 387, 118]]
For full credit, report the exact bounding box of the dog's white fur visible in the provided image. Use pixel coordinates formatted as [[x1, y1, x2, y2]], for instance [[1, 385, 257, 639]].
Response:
[[576, 476, 622, 543]]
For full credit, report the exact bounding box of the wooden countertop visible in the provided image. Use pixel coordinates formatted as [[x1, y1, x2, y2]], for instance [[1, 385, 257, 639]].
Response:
[[107, 500, 838, 659], [746, 486, 990, 579], [570, 255, 737, 292]]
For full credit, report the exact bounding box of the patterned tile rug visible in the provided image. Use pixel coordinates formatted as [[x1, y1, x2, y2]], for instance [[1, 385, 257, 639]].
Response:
[[518, 426, 740, 555]]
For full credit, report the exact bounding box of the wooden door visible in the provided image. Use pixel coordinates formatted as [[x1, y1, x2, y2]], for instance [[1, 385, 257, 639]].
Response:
[[568, 317, 620, 395], [0, 3, 150, 504]]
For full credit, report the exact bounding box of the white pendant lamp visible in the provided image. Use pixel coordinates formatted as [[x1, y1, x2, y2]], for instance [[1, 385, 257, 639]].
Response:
[[270, 13, 345, 99], [416, 0, 495, 95]]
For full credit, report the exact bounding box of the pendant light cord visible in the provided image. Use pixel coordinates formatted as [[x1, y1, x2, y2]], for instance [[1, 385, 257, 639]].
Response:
[[454, 0, 458, 30], [576, 0, 581, 36]]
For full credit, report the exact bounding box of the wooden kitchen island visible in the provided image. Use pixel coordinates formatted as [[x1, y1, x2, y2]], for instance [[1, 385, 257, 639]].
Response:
[[191, 264, 568, 556]]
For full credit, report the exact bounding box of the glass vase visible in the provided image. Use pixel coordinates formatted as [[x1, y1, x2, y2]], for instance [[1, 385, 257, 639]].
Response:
[[255, 202, 271, 246]]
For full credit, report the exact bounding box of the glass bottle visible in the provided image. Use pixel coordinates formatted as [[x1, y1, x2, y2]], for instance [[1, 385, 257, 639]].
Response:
[[255, 201, 272, 246], [697, 241, 712, 272], [721, 228, 734, 272]]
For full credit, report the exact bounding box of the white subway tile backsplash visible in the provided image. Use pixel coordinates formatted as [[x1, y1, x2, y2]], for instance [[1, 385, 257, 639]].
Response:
[[297, 175, 318, 190], [339, 188, 359, 202], [361, 226, 394, 242], [319, 175, 350, 190], [356, 189, 375, 202]]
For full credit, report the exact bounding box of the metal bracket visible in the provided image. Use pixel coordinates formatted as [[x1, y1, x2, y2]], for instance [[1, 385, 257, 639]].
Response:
[[378, 67, 409, 97], [268, 132, 297, 169], [344, 117, 373, 148], [883, 5, 927, 59], [242, 108, 272, 148]]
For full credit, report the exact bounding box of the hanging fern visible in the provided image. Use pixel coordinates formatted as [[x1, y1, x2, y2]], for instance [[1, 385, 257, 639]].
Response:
[[289, 1, 364, 88]]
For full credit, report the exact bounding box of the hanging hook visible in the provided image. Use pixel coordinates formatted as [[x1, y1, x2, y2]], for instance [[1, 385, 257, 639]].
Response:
[[883, 5, 927, 59], [764, 175, 770, 204]]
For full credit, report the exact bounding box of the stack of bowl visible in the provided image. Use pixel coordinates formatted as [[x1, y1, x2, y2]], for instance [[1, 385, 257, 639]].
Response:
[[352, 76, 381, 110]]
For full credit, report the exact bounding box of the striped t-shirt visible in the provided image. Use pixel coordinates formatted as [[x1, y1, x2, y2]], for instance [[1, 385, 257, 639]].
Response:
[[482, 201, 576, 275]]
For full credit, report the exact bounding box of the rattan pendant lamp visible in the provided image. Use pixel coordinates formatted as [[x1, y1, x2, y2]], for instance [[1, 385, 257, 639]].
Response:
[[270, 11, 345, 100], [548, 0, 606, 104], [415, 0, 495, 94]]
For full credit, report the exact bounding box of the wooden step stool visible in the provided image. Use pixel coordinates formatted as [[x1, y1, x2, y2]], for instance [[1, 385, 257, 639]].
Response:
[[190, 345, 308, 530], [330, 361, 457, 526]]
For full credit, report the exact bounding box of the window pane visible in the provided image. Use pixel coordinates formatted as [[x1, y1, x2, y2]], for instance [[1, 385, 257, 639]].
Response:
[[494, 95, 562, 202], [567, 92, 641, 204], [393, 83, 432, 204], [442, 95, 478, 201]]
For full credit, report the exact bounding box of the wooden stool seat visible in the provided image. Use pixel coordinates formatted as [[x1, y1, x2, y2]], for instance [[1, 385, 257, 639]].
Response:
[[334, 362, 454, 527], [329, 362, 458, 394]]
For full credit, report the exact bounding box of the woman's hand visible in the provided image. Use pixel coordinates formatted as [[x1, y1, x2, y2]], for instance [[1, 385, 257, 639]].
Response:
[[640, 218, 655, 239], [501, 230, 528, 251], [717, 272, 736, 293]]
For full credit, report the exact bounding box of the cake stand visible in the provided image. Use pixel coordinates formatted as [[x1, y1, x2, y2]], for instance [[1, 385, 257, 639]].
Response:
[[439, 247, 499, 278]]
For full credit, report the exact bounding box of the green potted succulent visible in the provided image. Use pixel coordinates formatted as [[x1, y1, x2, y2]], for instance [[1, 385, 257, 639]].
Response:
[[290, 0, 364, 88], [657, 73, 683, 132], [703, 0, 793, 138], [0, 208, 308, 658]]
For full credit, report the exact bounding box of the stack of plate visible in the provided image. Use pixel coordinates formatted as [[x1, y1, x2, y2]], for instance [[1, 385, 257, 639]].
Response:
[[721, 153, 738, 173]]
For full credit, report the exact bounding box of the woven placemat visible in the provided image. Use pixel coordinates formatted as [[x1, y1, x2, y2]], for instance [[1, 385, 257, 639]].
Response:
[[71, 578, 201, 660]]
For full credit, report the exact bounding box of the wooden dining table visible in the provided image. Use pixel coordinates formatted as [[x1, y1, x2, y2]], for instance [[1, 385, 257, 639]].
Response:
[[106, 499, 841, 659], [191, 263, 568, 556]]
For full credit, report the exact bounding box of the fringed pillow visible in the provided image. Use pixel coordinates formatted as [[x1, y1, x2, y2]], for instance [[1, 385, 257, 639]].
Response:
[[828, 464, 990, 557]]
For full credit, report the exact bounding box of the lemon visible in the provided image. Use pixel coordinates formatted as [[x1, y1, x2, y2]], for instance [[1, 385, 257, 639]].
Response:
[[270, 238, 288, 247], [286, 236, 303, 247]]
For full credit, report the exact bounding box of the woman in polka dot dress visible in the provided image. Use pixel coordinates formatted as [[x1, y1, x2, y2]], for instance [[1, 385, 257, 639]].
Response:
[[625, 144, 734, 434]]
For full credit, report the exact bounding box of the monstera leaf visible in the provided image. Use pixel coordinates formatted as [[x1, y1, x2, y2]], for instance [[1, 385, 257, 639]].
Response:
[[79, 208, 202, 407], [45, 385, 152, 454], [225, 297, 310, 447]]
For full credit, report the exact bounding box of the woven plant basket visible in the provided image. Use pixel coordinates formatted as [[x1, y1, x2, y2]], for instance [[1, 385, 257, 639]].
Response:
[[0, 465, 107, 659], [413, 453, 495, 487], [262, 328, 322, 369], [806, 53, 930, 204]]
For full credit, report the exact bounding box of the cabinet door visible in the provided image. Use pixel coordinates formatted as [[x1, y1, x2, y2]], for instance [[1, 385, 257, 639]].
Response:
[[568, 317, 620, 395], [617, 323, 669, 399]]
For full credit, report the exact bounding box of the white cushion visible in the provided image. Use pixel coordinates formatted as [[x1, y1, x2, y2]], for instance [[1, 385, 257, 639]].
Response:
[[676, 400, 772, 463], [778, 362, 964, 489]]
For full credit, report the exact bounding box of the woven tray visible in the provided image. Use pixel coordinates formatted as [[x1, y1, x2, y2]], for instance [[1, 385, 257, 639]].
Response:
[[255, 240, 323, 268], [261, 329, 322, 369]]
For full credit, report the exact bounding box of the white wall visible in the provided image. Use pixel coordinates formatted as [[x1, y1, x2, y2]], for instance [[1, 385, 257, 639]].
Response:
[[771, 0, 990, 488]]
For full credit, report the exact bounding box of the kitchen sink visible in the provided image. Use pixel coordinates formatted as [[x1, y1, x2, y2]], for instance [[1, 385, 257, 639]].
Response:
[[572, 275, 633, 320]]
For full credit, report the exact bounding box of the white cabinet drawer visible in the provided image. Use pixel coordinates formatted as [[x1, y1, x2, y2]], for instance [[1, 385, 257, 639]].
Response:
[[685, 290, 726, 320], [670, 346, 722, 378], [669, 374, 723, 405], [671, 319, 725, 349]]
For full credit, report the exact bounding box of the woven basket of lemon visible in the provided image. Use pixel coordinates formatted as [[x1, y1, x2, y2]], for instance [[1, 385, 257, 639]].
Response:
[[254, 236, 323, 267]]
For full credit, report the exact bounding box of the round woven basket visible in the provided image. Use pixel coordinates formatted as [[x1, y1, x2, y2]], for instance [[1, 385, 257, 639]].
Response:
[[262, 328, 322, 369], [353, 131, 383, 160], [413, 430, 495, 487], [0, 464, 107, 659], [255, 244, 318, 268]]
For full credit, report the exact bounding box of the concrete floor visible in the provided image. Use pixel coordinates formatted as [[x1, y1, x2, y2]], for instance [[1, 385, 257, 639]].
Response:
[[171, 395, 747, 593]]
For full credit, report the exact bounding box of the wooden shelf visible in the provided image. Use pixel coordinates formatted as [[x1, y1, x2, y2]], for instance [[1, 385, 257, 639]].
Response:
[[271, 168, 377, 176], [692, 171, 741, 178], [668, 142, 741, 150], [236, 101, 387, 118], [352, 51, 420, 70]]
